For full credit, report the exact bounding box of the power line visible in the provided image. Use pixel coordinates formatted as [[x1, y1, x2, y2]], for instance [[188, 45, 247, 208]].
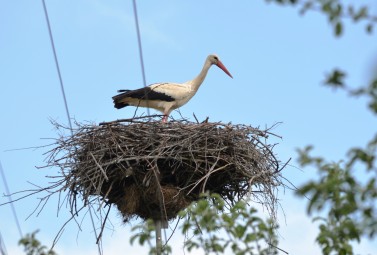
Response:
[[0, 160, 23, 238], [41, 0, 73, 131], [132, 0, 150, 116], [41, 1, 100, 254], [0, 232, 8, 255]]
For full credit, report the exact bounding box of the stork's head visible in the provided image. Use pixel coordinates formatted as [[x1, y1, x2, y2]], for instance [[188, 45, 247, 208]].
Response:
[[208, 54, 233, 78]]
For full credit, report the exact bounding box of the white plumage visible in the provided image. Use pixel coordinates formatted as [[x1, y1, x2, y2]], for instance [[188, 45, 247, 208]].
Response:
[[113, 54, 233, 122]]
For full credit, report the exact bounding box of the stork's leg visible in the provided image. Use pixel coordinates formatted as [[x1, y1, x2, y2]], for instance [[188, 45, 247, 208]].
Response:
[[162, 109, 170, 123]]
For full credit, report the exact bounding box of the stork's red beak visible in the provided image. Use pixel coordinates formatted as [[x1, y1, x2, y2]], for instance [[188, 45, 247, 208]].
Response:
[[216, 60, 233, 78]]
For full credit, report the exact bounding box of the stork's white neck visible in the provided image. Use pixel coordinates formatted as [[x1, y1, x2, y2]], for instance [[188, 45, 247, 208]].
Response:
[[187, 58, 212, 91]]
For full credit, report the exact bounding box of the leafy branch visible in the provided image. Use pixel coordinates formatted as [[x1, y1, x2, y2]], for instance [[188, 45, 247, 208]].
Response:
[[180, 194, 281, 255], [324, 69, 377, 114], [19, 231, 57, 255], [265, 0, 377, 36], [130, 194, 282, 255]]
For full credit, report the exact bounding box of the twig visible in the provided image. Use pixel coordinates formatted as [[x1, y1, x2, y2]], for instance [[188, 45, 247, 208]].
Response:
[[90, 152, 109, 181]]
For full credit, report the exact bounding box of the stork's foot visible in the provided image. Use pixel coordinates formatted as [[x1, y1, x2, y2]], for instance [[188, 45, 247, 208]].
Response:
[[162, 115, 168, 123]]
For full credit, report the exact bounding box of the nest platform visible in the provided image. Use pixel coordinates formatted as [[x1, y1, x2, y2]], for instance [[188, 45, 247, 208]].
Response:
[[45, 117, 283, 223]]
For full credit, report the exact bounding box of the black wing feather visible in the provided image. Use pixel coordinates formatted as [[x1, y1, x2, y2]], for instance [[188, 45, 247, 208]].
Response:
[[112, 86, 175, 109]]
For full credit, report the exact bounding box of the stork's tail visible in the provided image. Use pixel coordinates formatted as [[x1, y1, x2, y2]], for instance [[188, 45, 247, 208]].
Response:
[[112, 90, 131, 109]]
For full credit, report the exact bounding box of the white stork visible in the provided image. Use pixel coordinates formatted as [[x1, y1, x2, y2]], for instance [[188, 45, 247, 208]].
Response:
[[112, 54, 233, 122]]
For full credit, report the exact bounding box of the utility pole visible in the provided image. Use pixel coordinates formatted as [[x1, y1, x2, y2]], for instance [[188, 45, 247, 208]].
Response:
[[154, 220, 162, 255]]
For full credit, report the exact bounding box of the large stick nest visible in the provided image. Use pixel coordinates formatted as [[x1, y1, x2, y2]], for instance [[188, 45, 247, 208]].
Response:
[[45, 116, 284, 223]]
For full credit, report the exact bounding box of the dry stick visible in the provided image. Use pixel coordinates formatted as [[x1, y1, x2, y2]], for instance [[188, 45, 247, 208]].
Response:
[[99, 114, 163, 125], [98, 182, 113, 210], [90, 152, 109, 181], [96, 205, 112, 244], [51, 205, 87, 249], [268, 242, 289, 254], [200, 154, 221, 193], [164, 217, 181, 248], [187, 163, 232, 194]]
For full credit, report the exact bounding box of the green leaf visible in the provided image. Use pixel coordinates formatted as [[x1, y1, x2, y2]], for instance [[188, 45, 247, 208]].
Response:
[[234, 225, 247, 238], [19, 231, 57, 255], [212, 243, 224, 252], [245, 233, 257, 242], [299, 1, 312, 15], [369, 100, 377, 114], [366, 23, 374, 34], [324, 69, 346, 88], [353, 6, 368, 22], [335, 21, 343, 36]]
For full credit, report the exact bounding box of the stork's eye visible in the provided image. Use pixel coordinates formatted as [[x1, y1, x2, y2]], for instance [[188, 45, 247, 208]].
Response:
[[214, 56, 218, 60]]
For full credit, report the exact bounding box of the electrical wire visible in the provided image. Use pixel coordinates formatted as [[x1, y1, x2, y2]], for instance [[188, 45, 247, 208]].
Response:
[[0, 160, 23, 238], [0, 231, 8, 255], [41, 1, 100, 254], [41, 0, 73, 131], [132, 0, 150, 116]]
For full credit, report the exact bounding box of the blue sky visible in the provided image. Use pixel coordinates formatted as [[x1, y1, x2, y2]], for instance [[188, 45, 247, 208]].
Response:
[[0, 1, 376, 254]]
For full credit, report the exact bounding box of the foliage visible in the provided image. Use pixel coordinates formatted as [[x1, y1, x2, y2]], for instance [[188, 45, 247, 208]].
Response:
[[266, 0, 377, 36], [19, 231, 57, 255], [130, 194, 279, 255], [180, 194, 279, 255], [130, 220, 172, 255], [296, 66, 377, 253], [324, 69, 377, 115], [296, 145, 377, 254], [278, 1, 377, 253]]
